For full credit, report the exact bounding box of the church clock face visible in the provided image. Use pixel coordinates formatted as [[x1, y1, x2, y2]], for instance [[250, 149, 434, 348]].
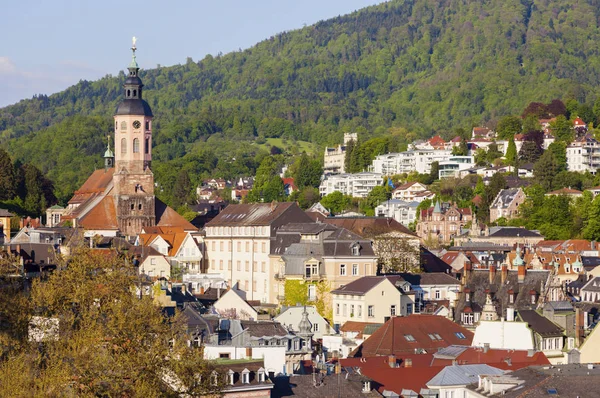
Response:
[[133, 120, 141, 129]]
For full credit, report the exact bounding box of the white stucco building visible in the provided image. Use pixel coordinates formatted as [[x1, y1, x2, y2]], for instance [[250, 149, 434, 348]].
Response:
[[566, 135, 600, 173], [371, 149, 452, 175], [319, 172, 383, 198]]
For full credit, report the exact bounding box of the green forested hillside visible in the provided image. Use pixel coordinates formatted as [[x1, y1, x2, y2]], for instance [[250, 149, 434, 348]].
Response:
[[3, 0, 600, 203]]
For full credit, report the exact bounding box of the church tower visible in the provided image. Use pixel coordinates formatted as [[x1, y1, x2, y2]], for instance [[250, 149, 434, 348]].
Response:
[[113, 38, 156, 236]]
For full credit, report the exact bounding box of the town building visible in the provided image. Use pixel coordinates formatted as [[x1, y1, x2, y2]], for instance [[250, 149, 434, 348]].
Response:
[[323, 132, 357, 174], [331, 276, 415, 327], [319, 171, 383, 198], [0, 209, 13, 245], [350, 315, 474, 357], [391, 181, 429, 202], [321, 216, 421, 272], [204, 202, 312, 303], [136, 226, 202, 275], [566, 134, 600, 173], [60, 41, 194, 237], [371, 149, 452, 175], [275, 305, 332, 339], [417, 202, 473, 245], [438, 156, 475, 178], [271, 222, 378, 311], [489, 188, 526, 222], [374, 199, 418, 227]]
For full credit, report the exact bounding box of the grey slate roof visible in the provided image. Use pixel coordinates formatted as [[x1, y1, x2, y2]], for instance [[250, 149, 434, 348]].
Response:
[[581, 276, 600, 292], [454, 269, 550, 322], [397, 272, 460, 286], [490, 188, 522, 210], [518, 310, 564, 337], [427, 364, 504, 387], [487, 227, 542, 238], [331, 276, 404, 295]]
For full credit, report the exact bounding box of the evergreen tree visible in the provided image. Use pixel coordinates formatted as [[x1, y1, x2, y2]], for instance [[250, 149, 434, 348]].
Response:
[[172, 170, 193, 208], [505, 139, 517, 165], [0, 149, 15, 200], [519, 141, 543, 163], [533, 150, 558, 191], [547, 141, 567, 172]]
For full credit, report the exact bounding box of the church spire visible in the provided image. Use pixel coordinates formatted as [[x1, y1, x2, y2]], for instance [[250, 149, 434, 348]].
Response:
[[104, 135, 114, 171], [129, 36, 139, 70]]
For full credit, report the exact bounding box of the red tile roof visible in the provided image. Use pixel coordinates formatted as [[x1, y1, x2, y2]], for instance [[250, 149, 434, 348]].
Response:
[[431, 346, 550, 370], [351, 315, 474, 357], [155, 198, 197, 231], [428, 135, 446, 146], [78, 196, 118, 230]]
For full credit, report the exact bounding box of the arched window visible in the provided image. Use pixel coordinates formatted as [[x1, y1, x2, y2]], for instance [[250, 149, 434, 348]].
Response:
[[138, 204, 142, 210], [133, 89, 137, 97], [145, 137, 150, 154], [145, 121, 150, 130], [121, 121, 127, 130], [121, 138, 127, 153], [127, 89, 131, 97], [133, 138, 140, 153]]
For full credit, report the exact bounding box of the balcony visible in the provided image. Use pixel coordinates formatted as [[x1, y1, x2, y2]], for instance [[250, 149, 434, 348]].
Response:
[[274, 273, 285, 280]]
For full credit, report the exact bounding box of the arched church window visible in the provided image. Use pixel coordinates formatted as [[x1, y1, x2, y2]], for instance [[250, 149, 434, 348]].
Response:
[[121, 121, 127, 130], [121, 138, 127, 153], [145, 137, 150, 154], [145, 121, 150, 130], [131, 203, 135, 210], [127, 89, 131, 97], [138, 204, 142, 210], [133, 138, 140, 153], [133, 89, 137, 97]]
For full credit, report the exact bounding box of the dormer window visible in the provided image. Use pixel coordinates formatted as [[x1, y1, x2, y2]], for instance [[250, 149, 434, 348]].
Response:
[[258, 368, 266, 383], [241, 369, 250, 384], [362, 381, 371, 392], [352, 243, 361, 256]]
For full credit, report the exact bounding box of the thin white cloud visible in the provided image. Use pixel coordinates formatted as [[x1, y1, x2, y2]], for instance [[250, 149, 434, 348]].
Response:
[[0, 57, 17, 74]]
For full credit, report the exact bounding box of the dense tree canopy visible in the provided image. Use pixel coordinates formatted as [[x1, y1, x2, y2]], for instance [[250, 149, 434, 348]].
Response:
[[3, 0, 600, 204]]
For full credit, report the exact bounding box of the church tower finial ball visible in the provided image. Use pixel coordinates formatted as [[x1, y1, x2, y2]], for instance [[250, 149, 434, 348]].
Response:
[[132, 36, 137, 51]]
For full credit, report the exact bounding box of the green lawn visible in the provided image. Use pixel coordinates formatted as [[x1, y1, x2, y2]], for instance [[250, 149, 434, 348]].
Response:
[[253, 138, 319, 156]]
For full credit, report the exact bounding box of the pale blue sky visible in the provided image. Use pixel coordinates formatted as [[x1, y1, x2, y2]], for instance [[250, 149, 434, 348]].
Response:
[[0, 0, 383, 107]]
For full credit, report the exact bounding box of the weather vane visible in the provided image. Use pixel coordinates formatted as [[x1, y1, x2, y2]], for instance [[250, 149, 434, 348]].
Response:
[[132, 36, 137, 51]]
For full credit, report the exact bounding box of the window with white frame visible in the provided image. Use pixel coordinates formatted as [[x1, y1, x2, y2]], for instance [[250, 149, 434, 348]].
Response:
[[390, 305, 396, 316], [340, 264, 346, 276], [368, 305, 374, 317], [336, 303, 340, 315], [435, 289, 441, 299], [352, 264, 359, 276], [358, 305, 362, 317]]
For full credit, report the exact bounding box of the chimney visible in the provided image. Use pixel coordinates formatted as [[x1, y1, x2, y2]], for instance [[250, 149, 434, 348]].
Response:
[[489, 266, 496, 284], [501, 265, 508, 284], [576, 307, 584, 346], [483, 343, 490, 353], [463, 260, 472, 284], [388, 354, 396, 368], [506, 307, 515, 322], [404, 358, 412, 368], [518, 265, 526, 283], [200, 286, 205, 294]]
